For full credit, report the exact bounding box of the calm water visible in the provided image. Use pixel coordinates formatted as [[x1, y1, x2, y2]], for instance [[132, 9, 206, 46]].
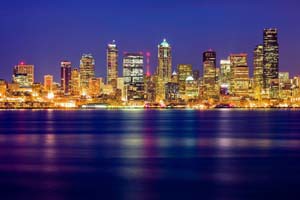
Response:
[[0, 109, 300, 200]]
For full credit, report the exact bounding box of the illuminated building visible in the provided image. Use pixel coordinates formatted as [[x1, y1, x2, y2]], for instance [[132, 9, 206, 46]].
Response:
[[263, 28, 279, 98], [156, 39, 172, 101], [44, 75, 53, 93], [279, 72, 291, 99], [107, 40, 118, 89], [253, 45, 264, 99], [203, 50, 217, 99], [165, 82, 179, 102], [102, 84, 114, 95], [32, 83, 43, 97], [171, 71, 178, 83], [60, 61, 72, 95], [230, 54, 249, 97], [80, 54, 95, 95], [88, 78, 101, 97], [123, 52, 144, 101], [177, 64, 192, 98], [13, 73, 29, 87], [70, 68, 80, 96], [144, 75, 156, 102], [185, 76, 199, 100], [0, 80, 7, 97], [220, 59, 231, 95], [13, 62, 34, 86], [117, 77, 125, 101]]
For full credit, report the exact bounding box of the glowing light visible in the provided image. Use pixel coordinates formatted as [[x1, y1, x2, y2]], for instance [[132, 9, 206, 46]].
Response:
[[47, 92, 54, 99]]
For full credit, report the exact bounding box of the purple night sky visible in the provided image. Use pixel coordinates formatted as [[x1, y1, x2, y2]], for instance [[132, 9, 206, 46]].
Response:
[[0, 0, 299, 82]]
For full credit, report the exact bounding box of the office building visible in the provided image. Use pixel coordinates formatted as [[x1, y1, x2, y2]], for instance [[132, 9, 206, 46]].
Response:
[[107, 40, 118, 89], [60, 61, 71, 95], [80, 54, 95, 95], [123, 53, 144, 101], [156, 39, 172, 101]]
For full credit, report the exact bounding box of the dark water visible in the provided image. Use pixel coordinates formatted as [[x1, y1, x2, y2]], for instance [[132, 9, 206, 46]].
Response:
[[0, 109, 300, 200]]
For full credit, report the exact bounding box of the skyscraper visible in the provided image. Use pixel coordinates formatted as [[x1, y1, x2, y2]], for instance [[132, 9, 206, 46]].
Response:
[[230, 54, 249, 97], [263, 28, 279, 89], [156, 39, 172, 101], [220, 59, 231, 95], [13, 62, 34, 86], [70, 68, 80, 96], [80, 54, 95, 95], [123, 53, 144, 101], [107, 40, 118, 89], [60, 61, 71, 95], [203, 50, 217, 99], [253, 45, 264, 99]]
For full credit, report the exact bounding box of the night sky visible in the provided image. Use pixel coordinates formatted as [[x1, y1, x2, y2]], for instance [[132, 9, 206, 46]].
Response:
[[0, 0, 299, 82]]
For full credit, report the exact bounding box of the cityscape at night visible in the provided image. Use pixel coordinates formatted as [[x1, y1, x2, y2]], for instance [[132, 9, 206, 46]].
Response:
[[1, 1, 300, 200], [1, 28, 300, 109]]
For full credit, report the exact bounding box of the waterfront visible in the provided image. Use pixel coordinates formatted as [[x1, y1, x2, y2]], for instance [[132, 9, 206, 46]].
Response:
[[0, 110, 300, 199]]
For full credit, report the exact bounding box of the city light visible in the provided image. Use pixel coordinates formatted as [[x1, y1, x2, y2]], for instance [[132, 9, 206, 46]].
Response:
[[0, 29, 299, 109]]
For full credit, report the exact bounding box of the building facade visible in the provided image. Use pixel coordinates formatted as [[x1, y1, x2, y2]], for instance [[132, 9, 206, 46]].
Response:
[[80, 54, 95, 95], [123, 53, 144, 101], [156, 39, 172, 101], [60, 61, 72, 95], [107, 40, 118, 89], [13, 63, 34, 86], [253, 45, 264, 99], [263, 28, 279, 98], [203, 50, 217, 99]]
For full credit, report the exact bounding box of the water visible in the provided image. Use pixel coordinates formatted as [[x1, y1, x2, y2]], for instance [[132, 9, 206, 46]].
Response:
[[0, 109, 300, 199]]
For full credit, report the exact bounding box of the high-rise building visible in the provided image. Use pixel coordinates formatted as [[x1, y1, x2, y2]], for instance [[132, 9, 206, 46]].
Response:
[[70, 68, 80, 96], [177, 64, 192, 98], [230, 54, 249, 97], [44, 75, 53, 93], [253, 45, 264, 99], [13, 62, 34, 86], [123, 53, 144, 101], [156, 39, 172, 101], [263, 28, 279, 88], [60, 61, 72, 95], [107, 40, 118, 89], [203, 50, 217, 99], [80, 54, 95, 95], [220, 59, 231, 95]]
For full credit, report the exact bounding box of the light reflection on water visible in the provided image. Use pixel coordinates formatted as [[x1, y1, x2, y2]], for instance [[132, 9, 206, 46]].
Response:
[[0, 110, 300, 199]]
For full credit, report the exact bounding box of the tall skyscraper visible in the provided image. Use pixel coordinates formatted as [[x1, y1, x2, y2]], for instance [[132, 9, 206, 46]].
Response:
[[253, 45, 264, 99], [60, 61, 71, 95], [123, 53, 144, 101], [203, 50, 217, 99], [80, 54, 95, 95], [13, 62, 34, 86], [156, 39, 172, 101], [220, 59, 231, 95], [107, 40, 118, 89], [263, 28, 279, 89]]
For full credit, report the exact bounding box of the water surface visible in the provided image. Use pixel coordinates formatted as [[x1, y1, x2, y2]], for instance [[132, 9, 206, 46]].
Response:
[[0, 110, 300, 199]]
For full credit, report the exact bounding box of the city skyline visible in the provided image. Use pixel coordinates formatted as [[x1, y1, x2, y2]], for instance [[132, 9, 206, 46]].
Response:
[[0, 0, 300, 82]]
